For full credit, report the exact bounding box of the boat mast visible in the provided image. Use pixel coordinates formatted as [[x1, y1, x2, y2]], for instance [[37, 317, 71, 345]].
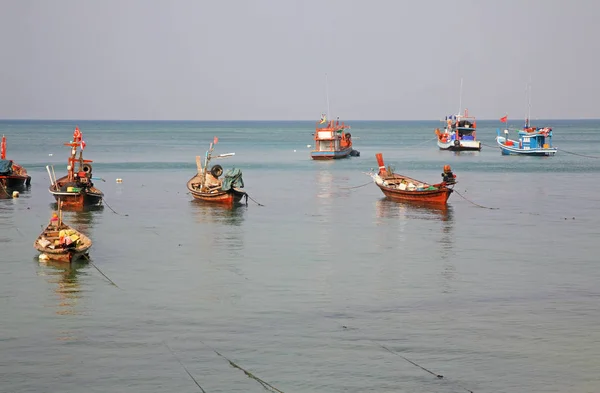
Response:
[[458, 77, 463, 116], [526, 77, 532, 128], [325, 73, 331, 123]]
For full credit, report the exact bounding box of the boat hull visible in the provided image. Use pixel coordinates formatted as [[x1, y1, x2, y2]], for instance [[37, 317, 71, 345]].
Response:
[[34, 224, 92, 263], [189, 188, 246, 205], [0, 175, 31, 188], [50, 176, 104, 208], [50, 188, 104, 208], [496, 137, 557, 156], [311, 146, 353, 160], [437, 140, 481, 151], [377, 184, 453, 204]]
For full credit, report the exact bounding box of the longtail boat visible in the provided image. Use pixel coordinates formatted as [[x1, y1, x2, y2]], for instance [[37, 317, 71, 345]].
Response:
[[48, 127, 104, 208], [0, 135, 31, 189], [186, 136, 247, 205], [435, 108, 481, 151], [34, 207, 92, 263], [310, 115, 358, 160], [371, 153, 456, 205]]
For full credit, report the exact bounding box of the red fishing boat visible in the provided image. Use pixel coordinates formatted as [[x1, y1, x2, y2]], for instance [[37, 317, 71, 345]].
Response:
[[0, 135, 31, 189], [187, 137, 247, 205], [310, 115, 358, 160], [48, 127, 104, 209], [371, 153, 456, 205]]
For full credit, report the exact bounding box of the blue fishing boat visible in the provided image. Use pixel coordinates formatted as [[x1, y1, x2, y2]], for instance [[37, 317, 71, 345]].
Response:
[[495, 126, 557, 156]]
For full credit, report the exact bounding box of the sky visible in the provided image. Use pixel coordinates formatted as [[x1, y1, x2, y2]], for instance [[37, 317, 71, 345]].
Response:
[[0, 0, 598, 120]]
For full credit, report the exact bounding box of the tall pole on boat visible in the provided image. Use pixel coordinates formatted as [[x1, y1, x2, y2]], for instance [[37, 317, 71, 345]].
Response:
[[526, 76, 532, 128], [458, 77, 463, 116], [325, 73, 331, 122]]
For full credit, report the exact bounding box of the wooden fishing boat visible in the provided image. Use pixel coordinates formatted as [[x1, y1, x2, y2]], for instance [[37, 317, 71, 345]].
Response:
[[435, 109, 481, 151], [371, 153, 456, 205], [0, 135, 31, 189], [187, 136, 247, 205], [34, 210, 92, 263], [48, 127, 104, 208], [311, 115, 358, 160]]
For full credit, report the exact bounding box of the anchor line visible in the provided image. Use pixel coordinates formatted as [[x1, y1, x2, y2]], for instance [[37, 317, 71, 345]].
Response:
[[102, 198, 128, 216], [557, 148, 600, 159], [454, 190, 498, 210]]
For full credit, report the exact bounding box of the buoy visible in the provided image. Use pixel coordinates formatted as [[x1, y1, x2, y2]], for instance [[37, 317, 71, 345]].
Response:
[[12, 191, 19, 198], [49, 153, 53, 156], [39, 253, 49, 261], [116, 178, 123, 183], [293, 150, 296, 152], [307, 144, 311, 148]]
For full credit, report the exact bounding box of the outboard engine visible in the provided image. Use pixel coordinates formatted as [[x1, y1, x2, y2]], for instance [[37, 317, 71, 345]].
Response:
[[441, 165, 456, 185]]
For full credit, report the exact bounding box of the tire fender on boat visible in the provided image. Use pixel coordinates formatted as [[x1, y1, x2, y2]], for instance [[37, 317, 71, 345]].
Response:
[[454, 140, 460, 146], [211, 164, 223, 178]]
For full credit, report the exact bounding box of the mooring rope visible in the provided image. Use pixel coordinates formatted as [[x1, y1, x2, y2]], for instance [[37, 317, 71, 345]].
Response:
[[340, 181, 372, 190], [557, 148, 600, 159], [199, 341, 285, 393], [102, 198, 128, 216], [454, 190, 498, 210], [164, 342, 207, 393], [246, 193, 264, 207]]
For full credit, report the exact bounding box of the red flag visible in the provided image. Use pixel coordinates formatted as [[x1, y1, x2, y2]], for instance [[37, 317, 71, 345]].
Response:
[[73, 126, 82, 142], [500, 116, 508, 123], [213, 136, 218, 144], [80, 140, 86, 150], [1, 135, 6, 159]]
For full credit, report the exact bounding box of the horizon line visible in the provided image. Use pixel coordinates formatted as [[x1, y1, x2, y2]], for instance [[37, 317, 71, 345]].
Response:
[[1, 117, 599, 122]]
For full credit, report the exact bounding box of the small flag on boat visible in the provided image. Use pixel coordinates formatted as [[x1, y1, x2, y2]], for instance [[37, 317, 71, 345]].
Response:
[[214, 136, 218, 144], [80, 140, 86, 150], [319, 114, 327, 124], [1, 135, 6, 160], [500, 115, 508, 123], [73, 126, 82, 142]]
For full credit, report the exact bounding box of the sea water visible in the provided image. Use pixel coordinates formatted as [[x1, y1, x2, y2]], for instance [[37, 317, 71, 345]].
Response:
[[1, 119, 599, 392]]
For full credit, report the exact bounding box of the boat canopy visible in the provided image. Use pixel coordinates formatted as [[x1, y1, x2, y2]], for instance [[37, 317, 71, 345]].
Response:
[[0, 159, 13, 174], [222, 168, 244, 191]]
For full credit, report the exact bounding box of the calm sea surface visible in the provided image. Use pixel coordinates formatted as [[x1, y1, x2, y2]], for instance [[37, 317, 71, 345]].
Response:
[[1, 120, 599, 393]]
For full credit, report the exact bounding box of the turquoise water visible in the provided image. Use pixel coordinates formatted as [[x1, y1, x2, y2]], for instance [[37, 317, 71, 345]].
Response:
[[1, 120, 599, 392]]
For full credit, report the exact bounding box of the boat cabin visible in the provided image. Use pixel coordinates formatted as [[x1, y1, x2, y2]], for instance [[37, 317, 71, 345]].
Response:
[[515, 128, 553, 150]]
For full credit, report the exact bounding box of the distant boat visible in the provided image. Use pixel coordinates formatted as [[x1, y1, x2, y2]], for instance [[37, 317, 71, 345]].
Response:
[[495, 80, 557, 156], [0, 135, 31, 189], [496, 127, 557, 156], [435, 108, 481, 151], [47, 127, 104, 208], [186, 137, 247, 205], [34, 207, 92, 263], [311, 115, 356, 160], [371, 153, 456, 205]]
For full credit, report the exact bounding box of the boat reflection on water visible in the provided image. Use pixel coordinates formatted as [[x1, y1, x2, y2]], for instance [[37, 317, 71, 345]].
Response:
[[375, 198, 453, 222], [49, 202, 104, 214], [190, 200, 246, 226], [36, 258, 87, 317]]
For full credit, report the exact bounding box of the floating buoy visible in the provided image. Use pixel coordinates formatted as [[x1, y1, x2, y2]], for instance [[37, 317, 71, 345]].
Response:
[[49, 153, 53, 156], [116, 178, 123, 183], [307, 144, 311, 148], [12, 191, 19, 198], [293, 150, 296, 152]]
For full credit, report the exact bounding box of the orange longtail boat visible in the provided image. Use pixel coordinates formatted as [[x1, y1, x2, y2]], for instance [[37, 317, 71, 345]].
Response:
[[0, 135, 31, 190], [371, 153, 456, 205], [47, 127, 104, 209]]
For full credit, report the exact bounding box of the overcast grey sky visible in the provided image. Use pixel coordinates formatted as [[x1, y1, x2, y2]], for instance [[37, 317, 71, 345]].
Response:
[[0, 0, 598, 120]]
